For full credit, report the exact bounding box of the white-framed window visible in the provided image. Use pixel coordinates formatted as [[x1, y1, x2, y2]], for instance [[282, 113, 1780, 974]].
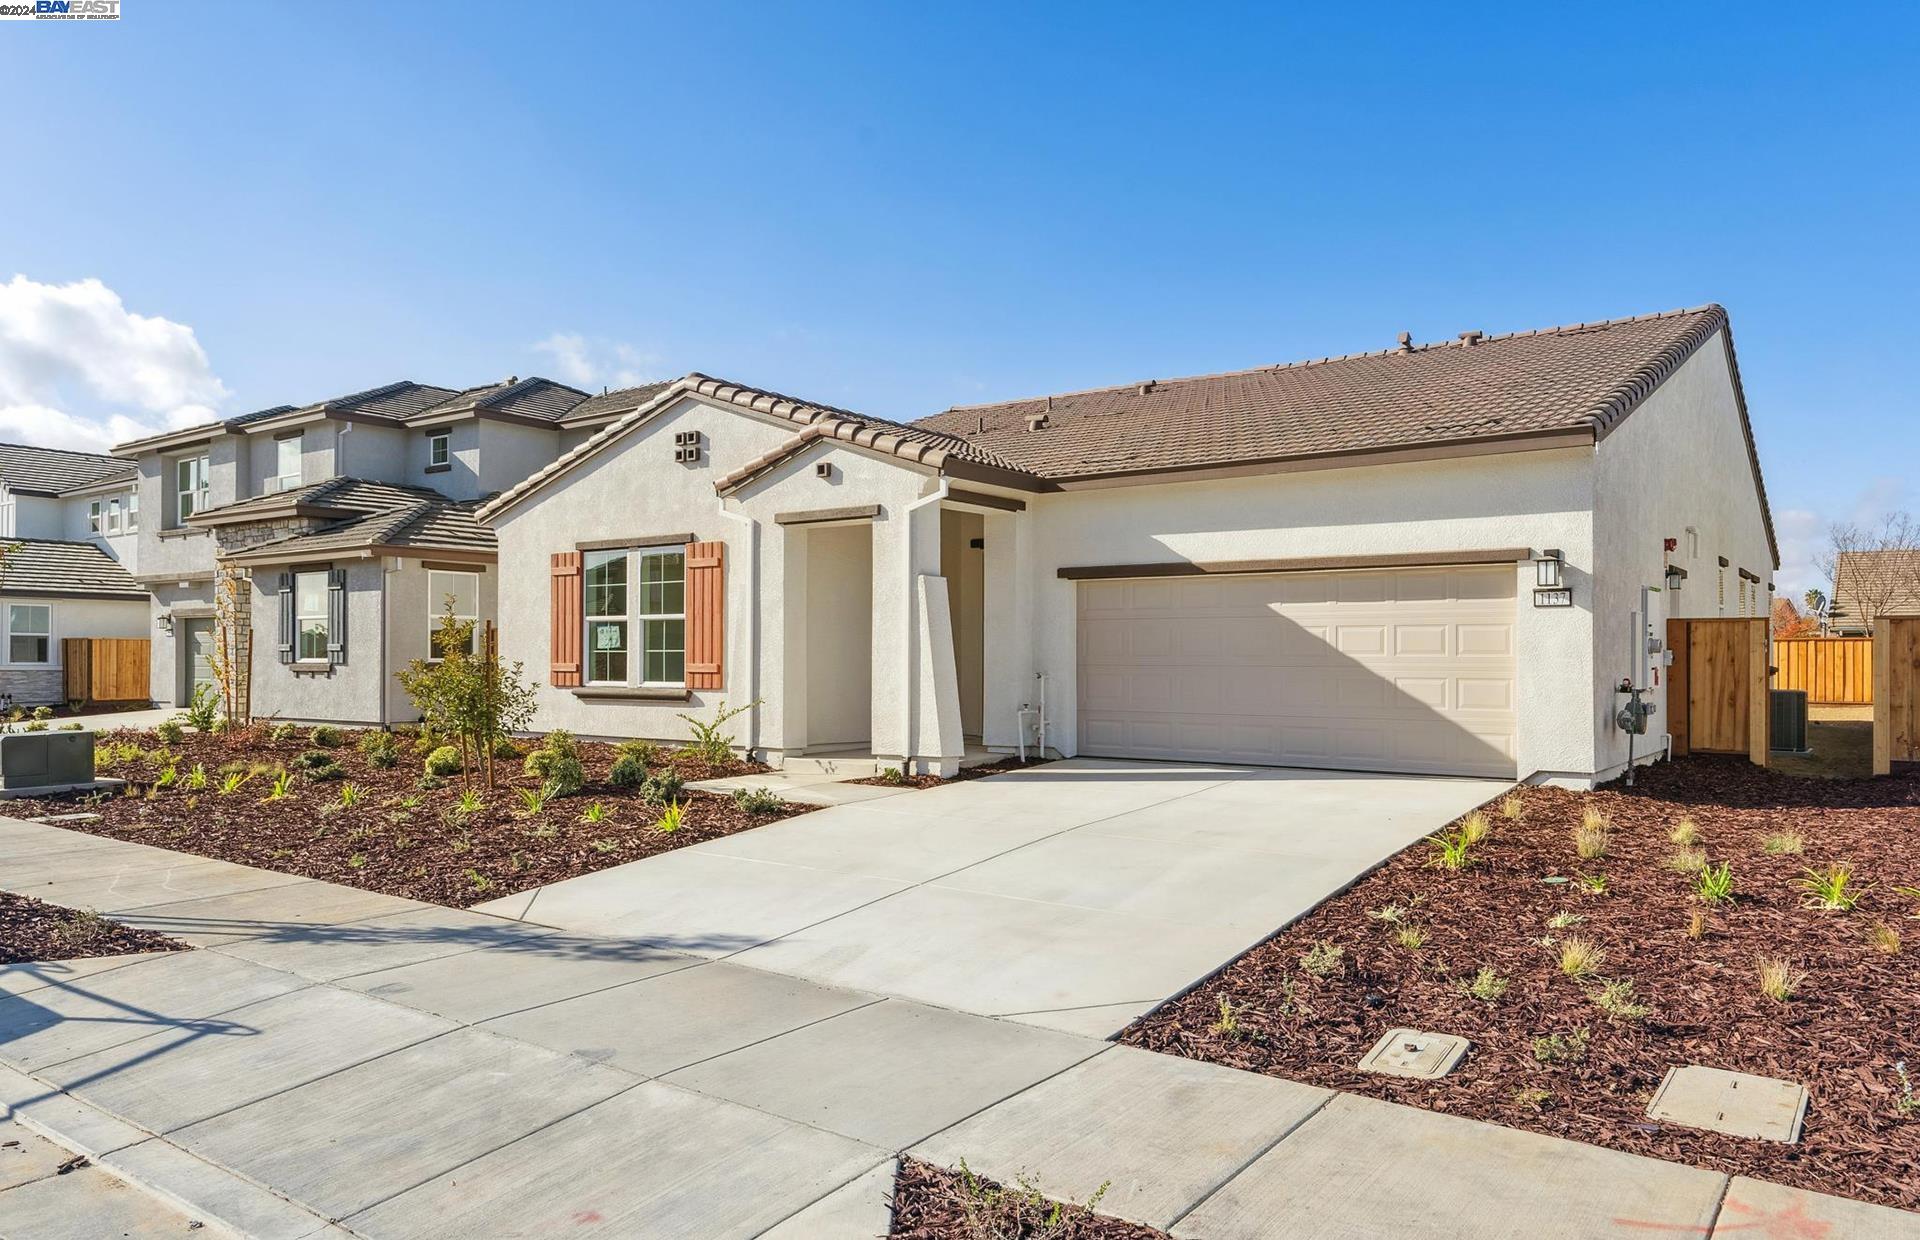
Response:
[[583, 546, 684, 686], [8, 604, 50, 665], [175, 454, 210, 522], [106, 497, 122, 535], [427, 569, 480, 659], [87, 500, 102, 533], [294, 570, 330, 661], [427, 430, 451, 470], [126, 490, 139, 532], [269, 434, 301, 493]]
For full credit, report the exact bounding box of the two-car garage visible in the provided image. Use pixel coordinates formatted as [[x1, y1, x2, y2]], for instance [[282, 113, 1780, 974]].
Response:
[[1074, 561, 1520, 779]]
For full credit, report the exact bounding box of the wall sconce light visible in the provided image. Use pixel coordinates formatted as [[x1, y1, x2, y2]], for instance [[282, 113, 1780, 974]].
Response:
[[1535, 549, 1564, 589], [1664, 564, 1687, 592]]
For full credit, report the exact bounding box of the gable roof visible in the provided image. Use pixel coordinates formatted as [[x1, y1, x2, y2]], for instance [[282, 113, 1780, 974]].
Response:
[[186, 477, 450, 528], [558, 381, 678, 425], [417, 377, 591, 423], [1830, 550, 1920, 627], [0, 443, 136, 497], [0, 539, 146, 599], [211, 479, 495, 566]]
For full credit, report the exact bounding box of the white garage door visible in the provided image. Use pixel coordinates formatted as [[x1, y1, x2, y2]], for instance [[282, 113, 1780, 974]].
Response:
[[1076, 565, 1518, 778]]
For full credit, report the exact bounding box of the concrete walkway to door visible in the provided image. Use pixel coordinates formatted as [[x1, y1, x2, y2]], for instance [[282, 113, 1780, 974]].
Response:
[[479, 759, 1511, 1037]]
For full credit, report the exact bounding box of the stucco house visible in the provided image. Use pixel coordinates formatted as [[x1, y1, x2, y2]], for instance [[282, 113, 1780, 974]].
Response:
[[480, 304, 1777, 787], [0, 443, 149, 707], [111, 376, 664, 722], [1827, 550, 1920, 635]]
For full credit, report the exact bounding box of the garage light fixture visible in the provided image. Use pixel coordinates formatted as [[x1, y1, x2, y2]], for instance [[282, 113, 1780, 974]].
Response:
[[1665, 564, 1687, 592], [1535, 549, 1564, 589]]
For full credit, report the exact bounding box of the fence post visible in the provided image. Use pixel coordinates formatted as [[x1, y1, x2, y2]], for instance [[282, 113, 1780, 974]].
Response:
[[1874, 617, 1892, 776], [1748, 618, 1769, 767]]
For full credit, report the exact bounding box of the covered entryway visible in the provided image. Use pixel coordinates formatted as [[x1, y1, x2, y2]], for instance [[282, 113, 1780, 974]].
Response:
[[1075, 565, 1518, 778]]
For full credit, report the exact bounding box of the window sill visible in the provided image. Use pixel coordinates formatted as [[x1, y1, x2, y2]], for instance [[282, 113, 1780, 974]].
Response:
[[290, 661, 335, 677], [570, 686, 690, 702], [158, 527, 209, 540], [424, 463, 451, 474]]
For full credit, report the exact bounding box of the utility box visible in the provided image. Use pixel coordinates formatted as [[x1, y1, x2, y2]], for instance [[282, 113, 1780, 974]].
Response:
[[1769, 689, 1809, 754], [0, 730, 97, 791]]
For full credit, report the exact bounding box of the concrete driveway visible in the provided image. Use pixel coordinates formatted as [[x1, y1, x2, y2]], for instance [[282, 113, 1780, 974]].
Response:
[[481, 759, 1510, 1037]]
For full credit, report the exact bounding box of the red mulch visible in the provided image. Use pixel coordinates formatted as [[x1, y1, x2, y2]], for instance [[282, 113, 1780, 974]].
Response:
[[1121, 756, 1920, 1212], [32, 726, 813, 909], [889, 1158, 1167, 1239], [1, 891, 187, 964], [852, 756, 1056, 789]]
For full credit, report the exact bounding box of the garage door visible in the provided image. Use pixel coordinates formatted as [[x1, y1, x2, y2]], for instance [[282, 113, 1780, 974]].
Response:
[[1076, 565, 1517, 777]]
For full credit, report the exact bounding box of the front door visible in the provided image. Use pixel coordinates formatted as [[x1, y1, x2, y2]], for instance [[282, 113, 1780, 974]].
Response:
[[183, 619, 215, 705]]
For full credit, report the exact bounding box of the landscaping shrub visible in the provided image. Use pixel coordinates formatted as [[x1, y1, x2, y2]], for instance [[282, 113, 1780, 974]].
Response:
[[732, 786, 783, 814], [676, 701, 754, 765], [155, 719, 185, 745], [182, 685, 218, 732], [424, 745, 464, 777], [23, 720, 46, 732], [56, 722, 81, 731], [523, 731, 584, 796], [290, 749, 343, 780], [616, 738, 662, 766], [268, 722, 299, 744], [310, 725, 345, 748], [491, 734, 521, 759], [609, 752, 650, 788], [31, 706, 53, 721], [640, 769, 683, 806]]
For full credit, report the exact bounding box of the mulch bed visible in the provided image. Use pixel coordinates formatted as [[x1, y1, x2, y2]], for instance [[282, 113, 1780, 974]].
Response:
[[852, 756, 1055, 790], [890, 1158, 1167, 1239], [27, 726, 814, 909], [1, 891, 187, 964], [1121, 756, 1920, 1213]]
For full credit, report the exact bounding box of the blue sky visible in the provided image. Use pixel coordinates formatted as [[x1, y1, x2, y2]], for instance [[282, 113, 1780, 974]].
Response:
[[3, 3, 1917, 593]]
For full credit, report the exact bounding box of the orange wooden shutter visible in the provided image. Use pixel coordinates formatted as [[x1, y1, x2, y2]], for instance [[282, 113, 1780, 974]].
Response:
[[685, 540, 725, 691], [550, 551, 583, 687]]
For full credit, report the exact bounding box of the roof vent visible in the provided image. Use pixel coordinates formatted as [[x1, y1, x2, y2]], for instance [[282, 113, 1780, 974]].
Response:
[[1458, 331, 1484, 348], [1396, 332, 1413, 353], [503, 375, 518, 385], [1138, 380, 1157, 395], [1025, 411, 1050, 431], [976, 415, 986, 434]]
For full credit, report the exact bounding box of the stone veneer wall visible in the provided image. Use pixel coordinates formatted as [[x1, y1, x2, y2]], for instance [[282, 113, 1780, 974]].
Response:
[[0, 669, 66, 709]]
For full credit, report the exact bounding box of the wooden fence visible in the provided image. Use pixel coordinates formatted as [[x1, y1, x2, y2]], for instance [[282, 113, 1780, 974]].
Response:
[[1771, 636, 1872, 705], [1875, 617, 1920, 774], [62, 638, 151, 705], [1668, 617, 1769, 765]]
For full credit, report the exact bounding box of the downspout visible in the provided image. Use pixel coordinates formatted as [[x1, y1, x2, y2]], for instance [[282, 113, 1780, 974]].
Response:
[[902, 478, 950, 768], [717, 498, 762, 758], [379, 555, 401, 728]]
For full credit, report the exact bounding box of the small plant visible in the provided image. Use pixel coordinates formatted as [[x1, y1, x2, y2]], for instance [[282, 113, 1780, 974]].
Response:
[[1209, 996, 1241, 1038], [1869, 922, 1903, 954], [608, 752, 650, 788], [616, 737, 663, 766], [347, 852, 367, 869], [731, 786, 783, 815], [1799, 862, 1869, 912], [1298, 940, 1344, 977], [676, 700, 757, 765], [1669, 817, 1701, 847], [466, 868, 494, 894], [24, 719, 46, 732], [580, 800, 610, 825], [1687, 908, 1710, 939], [1575, 872, 1609, 896], [155, 718, 184, 745], [218, 770, 249, 796], [1531, 1027, 1591, 1064], [590, 837, 620, 854], [1694, 862, 1734, 906], [446, 787, 485, 821], [1573, 808, 1609, 860], [184, 763, 207, 793], [522, 733, 584, 796], [31, 705, 53, 721], [395, 793, 425, 811], [310, 724, 345, 748], [424, 745, 464, 777], [56, 721, 81, 731], [1895, 1062, 1919, 1120], [268, 722, 299, 744], [1426, 826, 1475, 871], [654, 800, 687, 833], [879, 765, 909, 786], [1499, 792, 1525, 820], [154, 764, 178, 789], [1459, 811, 1491, 847], [516, 784, 555, 818], [1367, 902, 1408, 924], [1460, 966, 1509, 1002], [1755, 956, 1806, 1002], [264, 770, 295, 802], [1546, 910, 1583, 931], [1665, 847, 1708, 874], [338, 783, 364, 809], [1512, 1087, 1554, 1111], [1393, 924, 1428, 950], [1592, 978, 1651, 1022], [1558, 936, 1605, 978], [639, 770, 684, 807], [55, 908, 115, 948], [1763, 831, 1805, 856], [290, 749, 342, 778]]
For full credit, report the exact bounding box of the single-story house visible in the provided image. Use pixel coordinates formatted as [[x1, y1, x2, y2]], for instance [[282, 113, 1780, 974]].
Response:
[[0, 540, 149, 707], [1827, 549, 1920, 635], [479, 304, 1777, 787]]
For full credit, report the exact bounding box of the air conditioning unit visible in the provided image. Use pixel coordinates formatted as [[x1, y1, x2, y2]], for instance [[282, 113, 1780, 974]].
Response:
[[1769, 689, 1809, 754]]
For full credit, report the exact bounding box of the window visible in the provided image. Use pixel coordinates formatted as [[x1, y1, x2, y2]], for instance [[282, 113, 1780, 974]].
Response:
[[427, 430, 451, 470], [583, 546, 684, 685], [269, 435, 301, 492], [175, 454, 210, 522], [8, 604, 50, 665], [88, 500, 102, 533], [427, 570, 480, 659], [126, 490, 138, 532], [294, 571, 330, 661], [106, 498, 121, 535]]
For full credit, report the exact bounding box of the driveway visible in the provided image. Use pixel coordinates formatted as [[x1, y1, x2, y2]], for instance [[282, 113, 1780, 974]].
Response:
[[480, 759, 1510, 1036]]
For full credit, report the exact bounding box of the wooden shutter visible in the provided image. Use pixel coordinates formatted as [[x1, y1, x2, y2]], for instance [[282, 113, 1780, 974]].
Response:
[[327, 568, 348, 666], [277, 572, 295, 664], [550, 551, 583, 687], [685, 540, 725, 691]]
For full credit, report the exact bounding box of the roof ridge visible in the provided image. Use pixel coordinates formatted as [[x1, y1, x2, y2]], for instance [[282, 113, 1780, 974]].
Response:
[[928, 304, 1725, 419], [3, 536, 121, 549], [0, 441, 126, 463]]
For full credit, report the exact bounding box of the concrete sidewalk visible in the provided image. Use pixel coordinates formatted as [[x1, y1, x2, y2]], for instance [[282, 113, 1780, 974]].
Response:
[[3, 817, 1917, 1238]]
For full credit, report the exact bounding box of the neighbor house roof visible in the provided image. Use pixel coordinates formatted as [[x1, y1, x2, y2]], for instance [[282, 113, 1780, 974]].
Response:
[[558, 381, 678, 425], [0, 540, 147, 599], [0, 443, 136, 497], [416, 377, 592, 424], [187, 477, 452, 528], [213, 479, 495, 566], [1829, 550, 1920, 628]]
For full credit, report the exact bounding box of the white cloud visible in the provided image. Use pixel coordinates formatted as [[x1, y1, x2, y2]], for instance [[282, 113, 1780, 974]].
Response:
[[533, 332, 665, 392], [0, 275, 228, 452], [1771, 476, 1919, 599]]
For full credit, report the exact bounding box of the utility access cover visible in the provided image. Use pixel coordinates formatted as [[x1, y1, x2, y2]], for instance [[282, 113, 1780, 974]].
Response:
[[1646, 1066, 1808, 1142], [1357, 1028, 1469, 1079]]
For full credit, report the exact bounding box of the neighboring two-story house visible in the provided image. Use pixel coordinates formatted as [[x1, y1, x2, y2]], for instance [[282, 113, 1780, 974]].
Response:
[[0, 443, 150, 707], [112, 375, 663, 724]]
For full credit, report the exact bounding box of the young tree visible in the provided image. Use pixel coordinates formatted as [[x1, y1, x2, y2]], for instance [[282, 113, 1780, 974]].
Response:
[[1821, 512, 1920, 631], [397, 608, 536, 788]]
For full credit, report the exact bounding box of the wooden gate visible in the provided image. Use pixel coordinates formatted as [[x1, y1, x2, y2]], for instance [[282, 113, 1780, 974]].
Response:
[[1874, 617, 1920, 774], [1771, 637, 1872, 705], [1668, 618, 1769, 764], [62, 638, 152, 705]]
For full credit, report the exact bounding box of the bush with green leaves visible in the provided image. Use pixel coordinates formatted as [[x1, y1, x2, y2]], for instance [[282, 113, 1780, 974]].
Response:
[[640, 769, 684, 806], [23, 720, 46, 732], [732, 786, 784, 815], [617, 738, 662, 766], [676, 701, 756, 766], [30, 705, 52, 721], [182, 684, 219, 732], [310, 724, 345, 748], [56, 721, 81, 731], [424, 745, 464, 777], [608, 752, 650, 788], [522, 730, 584, 796], [397, 608, 537, 788], [155, 718, 185, 745], [290, 749, 343, 780], [268, 722, 299, 744]]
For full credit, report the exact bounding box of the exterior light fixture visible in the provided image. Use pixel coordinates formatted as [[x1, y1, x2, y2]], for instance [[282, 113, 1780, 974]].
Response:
[[1665, 564, 1686, 592], [1535, 549, 1564, 589]]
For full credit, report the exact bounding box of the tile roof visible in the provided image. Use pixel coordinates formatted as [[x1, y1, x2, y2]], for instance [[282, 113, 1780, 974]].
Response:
[[559, 381, 677, 423], [912, 305, 1737, 481], [217, 479, 494, 564], [0, 540, 146, 599], [188, 477, 450, 526], [418, 377, 591, 423], [0, 443, 136, 496], [1830, 550, 1920, 627]]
